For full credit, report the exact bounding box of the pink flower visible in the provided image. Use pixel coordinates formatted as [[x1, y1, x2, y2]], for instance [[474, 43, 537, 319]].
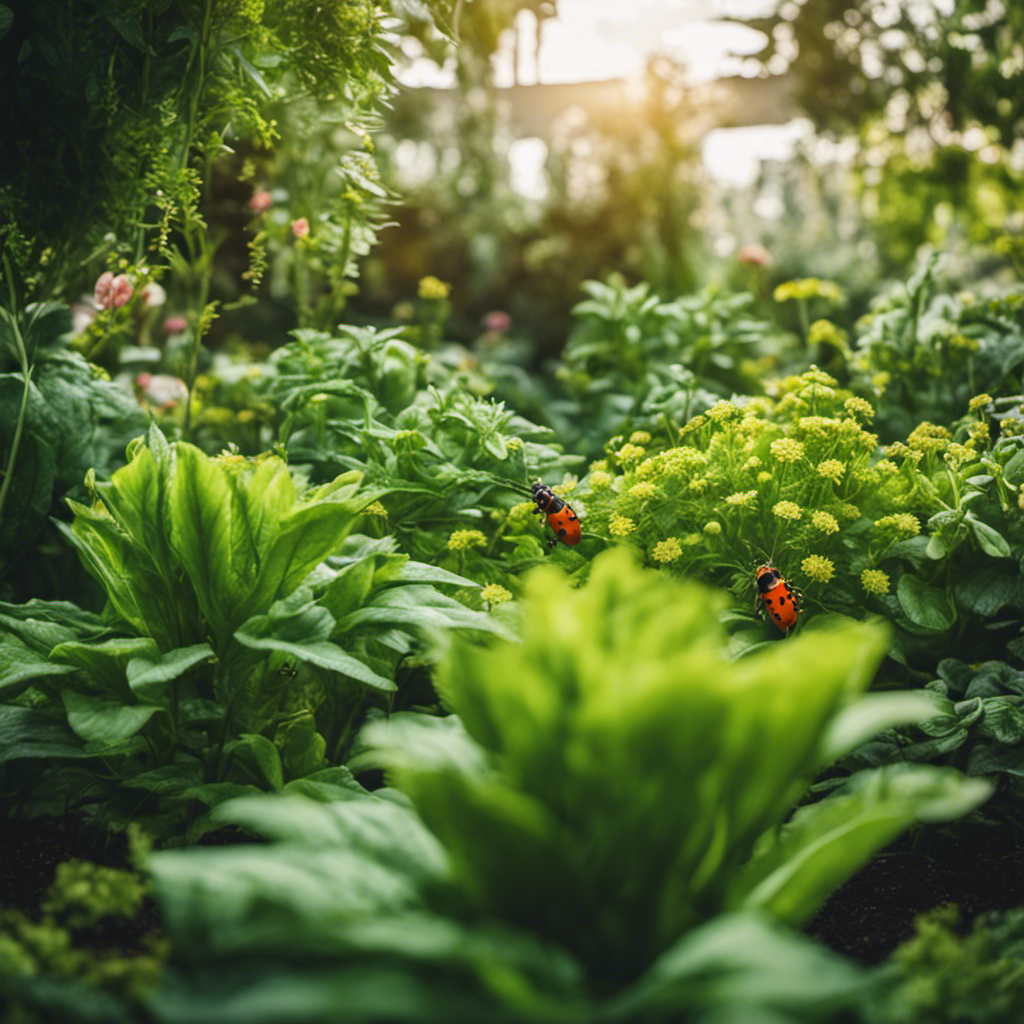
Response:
[[94, 271, 134, 310], [249, 190, 273, 214], [291, 217, 310, 239], [136, 373, 189, 410], [484, 310, 512, 333], [163, 315, 188, 335], [737, 243, 772, 268]]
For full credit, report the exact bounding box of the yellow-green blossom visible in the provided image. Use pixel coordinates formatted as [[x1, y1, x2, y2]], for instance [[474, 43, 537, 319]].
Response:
[[615, 443, 645, 465], [481, 584, 512, 605], [774, 279, 843, 303], [844, 396, 874, 422], [757, 471, 773, 484], [627, 481, 657, 500], [861, 568, 890, 595], [725, 490, 757, 507], [907, 422, 951, 454], [769, 438, 805, 463], [808, 319, 845, 348], [874, 460, 897, 475], [952, 333, 980, 352], [448, 529, 487, 551], [362, 501, 388, 517], [652, 537, 683, 563], [968, 420, 990, 444], [838, 503, 860, 521], [553, 478, 577, 495], [1019, 484, 1024, 511], [418, 275, 450, 300], [801, 555, 835, 583], [506, 437, 524, 451], [609, 514, 635, 536], [706, 401, 737, 423], [874, 513, 920, 538], [773, 501, 802, 521], [944, 443, 975, 469], [817, 459, 845, 483], [968, 393, 992, 413], [590, 459, 609, 474], [589, 470, 614, 490], [682, 533, 702, 546], [629, 430, 652, 445], [703, 521, 722, 535], [811, 511, 839, 534], [744, 455, 763, 470]]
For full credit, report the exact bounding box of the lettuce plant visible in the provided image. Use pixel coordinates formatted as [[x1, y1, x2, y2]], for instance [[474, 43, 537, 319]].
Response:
[[143, 550, 989, 1023], [0, 425, 507, 835]]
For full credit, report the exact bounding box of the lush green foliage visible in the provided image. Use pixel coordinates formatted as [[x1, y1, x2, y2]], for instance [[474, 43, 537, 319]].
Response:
[[134, 550, 987, 1023]]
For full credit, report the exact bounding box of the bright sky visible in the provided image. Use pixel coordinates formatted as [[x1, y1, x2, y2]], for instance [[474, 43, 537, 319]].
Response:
[[400, 0, 803, 189]]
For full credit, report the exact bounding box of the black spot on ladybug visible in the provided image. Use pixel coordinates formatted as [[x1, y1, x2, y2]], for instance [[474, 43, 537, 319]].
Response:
[[779, 595, 787, 605], [774, 612, 782, 621], [765, 597, 774, 606], [558, 527, 567, 536]]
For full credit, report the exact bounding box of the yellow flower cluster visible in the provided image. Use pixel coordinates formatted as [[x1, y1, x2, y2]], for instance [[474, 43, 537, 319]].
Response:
[[629, 430, 652, 445], [906, 422, 951, 454], [609, 514, 635, 536], [706, 401, 738, 423], [874, 513, 920, 538], [843, 396, 874, 421], [481, 584, 512, 605], [801, 555, 835, 583], [553, 478, 577, 495], [811, 511, 840, 534], [703, 521, 722, 535], [744, 455, 762, 470], [725, 490, 757, 507], [589, 470, 614, 490], [627, 481, 657, 500], [968, 393, 992, 413], [772, 501, 802, 521], [861, 569, 890, 595], [769, 438, 805, 463], [952, 333, 980, 352], [615, 443, 645, 465], [418, 275, 450, 300], [652, 537, 683, 563], [506, 437, 524, 451], [773, 279, 843, 303], [808, 319, 845, 348], [361, 501, 388, 517], [817, 459, 845, 483], [448, 529, 487, 551]]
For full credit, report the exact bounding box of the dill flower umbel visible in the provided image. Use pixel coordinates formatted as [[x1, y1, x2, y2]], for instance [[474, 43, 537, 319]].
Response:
[[707, 401, 737, 423], [589, 471, 614, 490], [615, 443, 645, 465], [703, 521, 722, 536], [629, 430, 652, 445], [817, 459, 845, 483], [627, 481, 657, 500], [609, 514, 635, 536], [757, 471, 773, 484], [481, 584, 512, 606], [874, 513, 920, 538], [801, 555, 835, 583], [418, 275, 450, 300], [725, 490, 757, 507], [773, 501, 802, 521], [744, 455, 763, 471], [843, 397, 874, 422], [861, 569, 890, 595], [811, 511, 840, 534], [362, 501, 388, 517], [652, 537, 683, 563], [448, 529, 487, 551], [769, 438, 805, 463]]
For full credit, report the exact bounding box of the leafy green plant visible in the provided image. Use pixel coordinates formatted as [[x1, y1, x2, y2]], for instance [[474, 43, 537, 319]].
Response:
[[136, 549, 988, 1023], [0, 425, 506, 836], [0, 295, 145, 597], [870, 905, 1024, 1024]]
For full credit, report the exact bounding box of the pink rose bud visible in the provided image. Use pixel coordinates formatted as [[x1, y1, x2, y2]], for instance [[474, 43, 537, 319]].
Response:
[[484, 310, 512, 332], [163, 316, 189, 335], [291, 217, 310, 239], [249, 190, 273, 214], [737, 243, 772, 268]]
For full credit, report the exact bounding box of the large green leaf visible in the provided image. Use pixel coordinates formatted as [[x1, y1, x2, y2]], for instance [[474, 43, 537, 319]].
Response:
[[896, 574, 956, 631], [0, 633, 76, 698], [61, 690, 161, 745], [730, 766, 992, 925], [0, 704, 89, 763], [126, 643, 214, 699], [50, 637, 158, 697]]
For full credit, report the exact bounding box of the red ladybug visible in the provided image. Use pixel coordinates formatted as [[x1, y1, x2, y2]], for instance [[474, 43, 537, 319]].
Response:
[[531, 481, 582, 550], [754, 563, 801, 636]]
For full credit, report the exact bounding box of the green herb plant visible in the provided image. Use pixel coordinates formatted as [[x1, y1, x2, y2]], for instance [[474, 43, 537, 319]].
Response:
[[0, 424, 506, 837], [141, 550, 990, 1023]]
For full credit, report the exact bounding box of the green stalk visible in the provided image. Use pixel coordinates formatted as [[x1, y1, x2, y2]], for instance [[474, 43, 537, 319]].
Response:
[[0, 290, 34, 527]]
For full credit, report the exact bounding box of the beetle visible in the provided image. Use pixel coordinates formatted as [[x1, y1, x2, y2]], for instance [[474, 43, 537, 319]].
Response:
[[754, 563, 801, 636], [531, 480, 582, 550]]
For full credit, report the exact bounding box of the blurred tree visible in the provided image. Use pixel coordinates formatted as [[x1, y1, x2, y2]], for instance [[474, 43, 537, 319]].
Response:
[[736, 0, 1024, 272]]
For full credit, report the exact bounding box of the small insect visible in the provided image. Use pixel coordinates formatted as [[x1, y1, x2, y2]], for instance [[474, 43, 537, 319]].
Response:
[[754, 563, 802, 636], [531, 480, 582, 550]]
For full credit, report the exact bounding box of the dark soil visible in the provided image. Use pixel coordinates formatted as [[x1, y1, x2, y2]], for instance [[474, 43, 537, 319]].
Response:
[[807, 822, 1024, 964]]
